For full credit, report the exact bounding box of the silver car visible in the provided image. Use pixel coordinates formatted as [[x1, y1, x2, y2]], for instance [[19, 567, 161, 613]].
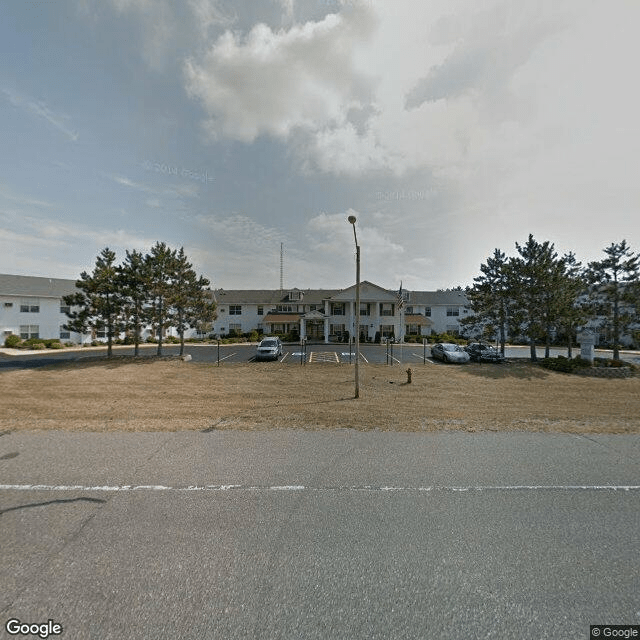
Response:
[[255, 337, 283, 361], [431, 342, 470, 364]]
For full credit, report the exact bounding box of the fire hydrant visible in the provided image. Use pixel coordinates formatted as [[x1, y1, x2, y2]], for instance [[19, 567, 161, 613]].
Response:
[[406, 367, 412, 384]]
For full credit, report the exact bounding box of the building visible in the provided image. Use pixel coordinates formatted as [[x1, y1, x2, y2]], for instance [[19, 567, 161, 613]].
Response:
[[1, 273, 472, 344], [212, 282, 471, 343], [0, 274, 84, 344]]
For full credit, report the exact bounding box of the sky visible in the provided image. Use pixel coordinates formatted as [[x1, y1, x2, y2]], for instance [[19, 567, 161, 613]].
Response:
[[1, 0, 639, 291]]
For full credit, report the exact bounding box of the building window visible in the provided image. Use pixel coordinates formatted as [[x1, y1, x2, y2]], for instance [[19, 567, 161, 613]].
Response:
[[425, 307, 431, 317], [359, 303, 370, 316], [406, 323, 420, 335], [20, 325, 39, 339], [331, 302, 345, 316], [228, 323, 241, 333], [288, 290, 301, 301], [60, 326, 71, 340], [257, 306, 264, 315], [380, 324, 394, 338], [277, 304, 294, 312], [446, 307, 460, 317], [229, 305, 242, 315], [446, 325, 459, 335], [405, 306, 413, 314], [4, 302, 13, 308], [380, 303, 393, 316], [330, 323, 345, 335], [308, 304, 317, 312], [60, 305, 70, 314], [20, 299, 40, 313]]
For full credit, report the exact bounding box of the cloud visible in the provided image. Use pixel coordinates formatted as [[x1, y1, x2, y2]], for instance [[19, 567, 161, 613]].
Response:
[[2, 88, 79, 141], [106, 173, 200, 200], [405, 2, 569, 110], [184, 6, 387, 173]]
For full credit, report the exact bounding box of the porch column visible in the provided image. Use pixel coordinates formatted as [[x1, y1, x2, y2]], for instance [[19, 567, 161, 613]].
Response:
[[300, 316, 306, 340]]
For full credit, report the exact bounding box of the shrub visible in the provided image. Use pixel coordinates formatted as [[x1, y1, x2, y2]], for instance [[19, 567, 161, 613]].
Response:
[[248, 330, 260, 343], [44, 338, 61, 348], [541, 356, 592, 373], [48, 341, 64, 349], [4, 334, 21, 348], [30, 342, 46, 350]]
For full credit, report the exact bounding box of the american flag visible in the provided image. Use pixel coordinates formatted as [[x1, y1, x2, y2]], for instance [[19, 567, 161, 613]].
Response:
[[396, 282, 404, 310]]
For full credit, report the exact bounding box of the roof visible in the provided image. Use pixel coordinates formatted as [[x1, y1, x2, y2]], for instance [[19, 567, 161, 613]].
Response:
[[262, 313, 302, 323], [404, 314, 433, 325], [0, 273, 77, 298], [213, 289, 340, 304], [409, 290, 469, 306]]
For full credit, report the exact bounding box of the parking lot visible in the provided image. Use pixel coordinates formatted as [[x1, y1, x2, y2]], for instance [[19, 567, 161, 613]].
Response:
[[3, 342, 639, 370]]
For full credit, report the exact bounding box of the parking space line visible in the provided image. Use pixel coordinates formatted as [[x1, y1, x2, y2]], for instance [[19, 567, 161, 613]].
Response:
[[218, 352, 237, 362]]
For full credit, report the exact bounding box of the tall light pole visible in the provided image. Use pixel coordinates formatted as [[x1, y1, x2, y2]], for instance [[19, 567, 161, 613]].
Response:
[[348, 215, 360, 398]]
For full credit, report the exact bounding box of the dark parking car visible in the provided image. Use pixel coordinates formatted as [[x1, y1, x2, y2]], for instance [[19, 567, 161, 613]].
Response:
[[464, 343, 505, 363]]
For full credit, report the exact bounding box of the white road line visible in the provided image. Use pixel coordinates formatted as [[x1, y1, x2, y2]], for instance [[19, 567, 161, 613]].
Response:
[[1, 484, 639, 493], [280, 352, 289, 362], [218, 352, 237, 362], [359, 353, 369, 363]]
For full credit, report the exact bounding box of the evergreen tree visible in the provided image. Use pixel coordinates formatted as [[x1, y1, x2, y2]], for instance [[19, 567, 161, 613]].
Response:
[[508, 235, 559, 361], [117, 249, 149, 357], [585, 240, 639, 359], [462, 248, 511, 354], [62, 247, 122, 357], [145, 242, 177, 356], [553, 252, 588, 358], [169, 247, 217, 356]]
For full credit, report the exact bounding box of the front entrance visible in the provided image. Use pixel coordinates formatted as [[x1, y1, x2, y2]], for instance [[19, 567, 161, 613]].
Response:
[[306, 321, 324, 340]]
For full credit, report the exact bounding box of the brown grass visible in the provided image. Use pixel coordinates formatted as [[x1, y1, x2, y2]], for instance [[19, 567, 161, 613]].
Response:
[[1, 358, 639, 433]]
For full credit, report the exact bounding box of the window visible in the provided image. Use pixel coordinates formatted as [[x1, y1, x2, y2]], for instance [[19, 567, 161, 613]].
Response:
[[20, 325, 39, 339], [359, 303, 370, 316], [406, 323, 420, 335], [380, 324, 394, 338], [330, 323, 345, 335], [277, 304, 294, 312], [331, 302, 345, 316], [229, 305, 242, 315], [60, 326, 71, 340], [425, 307, 431, 317], [308, 304, 317, 312], [4, 302, 13, 308], [446, 307, 460, 317], [20, 298, 40, 313], [380, 303, 393, 316], [405, 306, 413, 314], [229, 323, 241, 332], [257, 306, 263, 315], [60, 305, 70, 314], [288, 290, 301, 301]]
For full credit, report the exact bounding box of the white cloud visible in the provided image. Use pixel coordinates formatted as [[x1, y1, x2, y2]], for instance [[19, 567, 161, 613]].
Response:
[[2, 88, 79, 141]]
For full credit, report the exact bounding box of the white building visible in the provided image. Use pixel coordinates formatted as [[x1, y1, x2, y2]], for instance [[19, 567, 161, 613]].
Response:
[[1, 274, 472, 344], [213, 282, 471, 342], [0, 274, 85, 344]]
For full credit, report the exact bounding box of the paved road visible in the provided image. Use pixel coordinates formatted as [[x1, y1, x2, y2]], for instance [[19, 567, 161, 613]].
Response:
[[2, 343, 639, 369], [1, 430, 639, 639]]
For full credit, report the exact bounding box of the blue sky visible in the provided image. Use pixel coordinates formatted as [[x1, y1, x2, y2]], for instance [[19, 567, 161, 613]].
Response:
[[1, 0, 639, 290]]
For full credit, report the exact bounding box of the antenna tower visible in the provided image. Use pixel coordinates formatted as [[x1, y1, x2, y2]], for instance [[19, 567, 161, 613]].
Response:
[[280, 243, 284, 291]]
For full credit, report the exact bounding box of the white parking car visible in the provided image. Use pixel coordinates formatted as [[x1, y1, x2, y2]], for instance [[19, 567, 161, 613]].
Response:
[[431, 342, 470, 363], [255, 337, 283, 361]]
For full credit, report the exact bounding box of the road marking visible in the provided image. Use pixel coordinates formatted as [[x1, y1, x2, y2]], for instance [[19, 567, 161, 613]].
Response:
[[309, 351, 339, 363], [217, 352, 237, 362], [2, 484, 639, 493]]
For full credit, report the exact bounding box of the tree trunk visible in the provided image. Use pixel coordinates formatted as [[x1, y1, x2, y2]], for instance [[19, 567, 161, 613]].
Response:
[[157, 299, 163, 356], [530, 338, 537, 362]]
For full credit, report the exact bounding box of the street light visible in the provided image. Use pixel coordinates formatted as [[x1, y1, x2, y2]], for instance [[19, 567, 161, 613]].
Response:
[[348, 215, 360, 398]]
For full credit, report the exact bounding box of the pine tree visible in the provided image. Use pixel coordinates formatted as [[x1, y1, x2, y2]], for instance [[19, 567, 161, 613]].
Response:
[[509, 235, 559, 361], [117, 249, 149, 357], [169, 247, 217, 356], [585, 240, 639, 359], [62, 247, 122, 357], [462, 248, 511, 354], [145, 242, 177, 357]]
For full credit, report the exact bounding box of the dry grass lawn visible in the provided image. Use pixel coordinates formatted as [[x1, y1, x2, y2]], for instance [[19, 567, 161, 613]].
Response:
[[1, 357, 639, 434]]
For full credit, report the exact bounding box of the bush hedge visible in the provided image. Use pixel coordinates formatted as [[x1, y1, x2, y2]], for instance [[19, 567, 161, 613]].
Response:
[[4, 334, 21, 348]]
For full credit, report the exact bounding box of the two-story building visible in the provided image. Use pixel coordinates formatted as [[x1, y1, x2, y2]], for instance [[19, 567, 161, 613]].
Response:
[[212, 282, 471, 342], [1, 273, 472, 344]]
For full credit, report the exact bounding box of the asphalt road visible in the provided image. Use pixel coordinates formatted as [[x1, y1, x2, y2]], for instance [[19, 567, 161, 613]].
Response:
[[1, 430, 639, 639], [2, 342, 639, 369]]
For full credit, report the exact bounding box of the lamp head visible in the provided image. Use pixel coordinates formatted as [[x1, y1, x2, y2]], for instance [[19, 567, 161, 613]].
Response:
[[348, 215, 357, 225]]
